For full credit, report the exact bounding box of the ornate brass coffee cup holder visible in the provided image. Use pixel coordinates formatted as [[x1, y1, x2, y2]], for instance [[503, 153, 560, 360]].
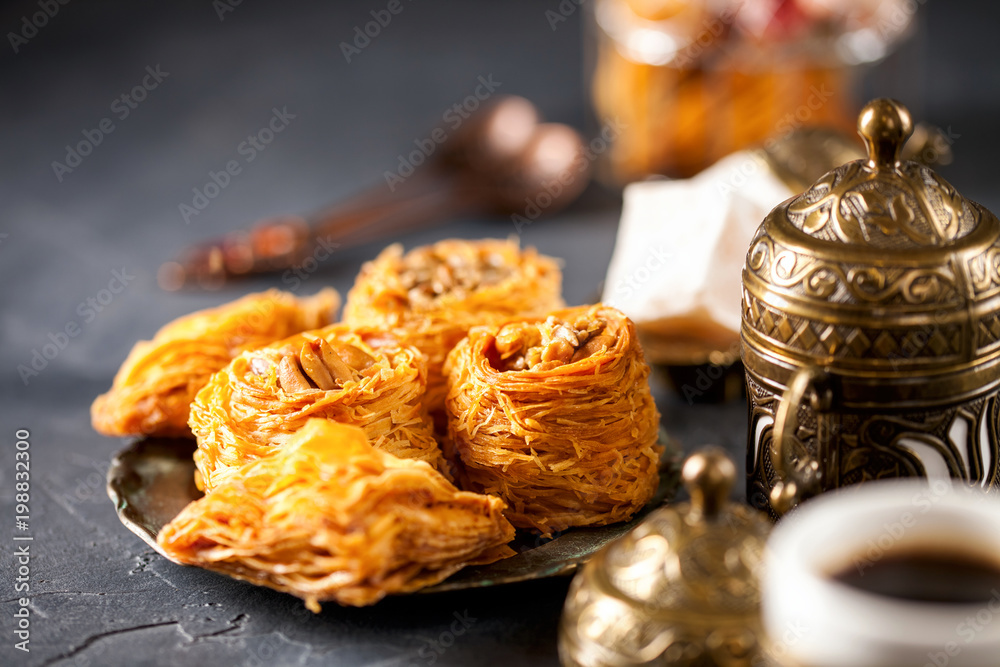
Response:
[[742, 98, 1000, 518]]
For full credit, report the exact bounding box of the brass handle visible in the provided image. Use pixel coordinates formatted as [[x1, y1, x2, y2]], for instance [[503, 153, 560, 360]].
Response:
[[769, 366, 832, 515]]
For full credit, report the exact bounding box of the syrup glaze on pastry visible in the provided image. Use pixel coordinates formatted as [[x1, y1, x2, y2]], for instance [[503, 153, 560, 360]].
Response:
[[445, 304, 662, 536], [159, 420, 515, 610], [91, 288, 340, 438], [190, 325, 444, 491]]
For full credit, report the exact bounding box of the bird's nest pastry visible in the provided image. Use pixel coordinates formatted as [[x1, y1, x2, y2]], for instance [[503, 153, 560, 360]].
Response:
[[91, 288, 340, 438], [190, 324, 444, 491], [342, 238, 563, 412], [445, 304, 662, 536], [158, 420, 516, 611]]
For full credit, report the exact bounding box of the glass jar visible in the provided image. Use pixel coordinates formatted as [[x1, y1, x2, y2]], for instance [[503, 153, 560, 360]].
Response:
[[587, 0, 917, 182]]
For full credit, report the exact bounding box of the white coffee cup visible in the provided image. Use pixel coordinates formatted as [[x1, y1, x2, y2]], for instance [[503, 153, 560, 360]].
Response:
[[761, 479, 1000, 667]]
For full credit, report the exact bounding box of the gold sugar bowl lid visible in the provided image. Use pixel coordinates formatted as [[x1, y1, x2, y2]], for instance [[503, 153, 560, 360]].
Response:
[[742, 98, 1000, 407], [559, 449, 772, 667]]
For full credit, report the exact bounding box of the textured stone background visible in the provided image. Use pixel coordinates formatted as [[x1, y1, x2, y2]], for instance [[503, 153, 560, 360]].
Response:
[[1, 1, 997, 665]]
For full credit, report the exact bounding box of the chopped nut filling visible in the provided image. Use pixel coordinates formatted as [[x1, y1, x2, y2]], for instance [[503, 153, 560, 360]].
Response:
[[492, 315, 619, 372], [268, 338, 374, 393], [398, 247, 512, 306]]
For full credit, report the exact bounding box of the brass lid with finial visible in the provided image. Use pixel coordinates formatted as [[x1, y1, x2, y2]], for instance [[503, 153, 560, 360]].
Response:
[[559, 448, 773, 666], [742, 98, 1000, 405]]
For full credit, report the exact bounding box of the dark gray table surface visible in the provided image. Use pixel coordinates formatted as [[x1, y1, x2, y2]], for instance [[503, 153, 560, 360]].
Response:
[[1, 1, 998, 665]]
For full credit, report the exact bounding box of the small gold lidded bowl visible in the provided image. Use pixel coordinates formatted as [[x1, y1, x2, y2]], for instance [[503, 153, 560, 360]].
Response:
[[559, 449, 772, 666], [743, 98, 1000, 518]]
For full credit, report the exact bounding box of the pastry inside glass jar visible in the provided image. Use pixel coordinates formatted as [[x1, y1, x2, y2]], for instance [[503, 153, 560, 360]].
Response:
[[159, 420, 515, 611], [445, 304, 662, 536], [190, 325, 443, 492], [91, 288, 340, 438], [343, 238, 564, 414]]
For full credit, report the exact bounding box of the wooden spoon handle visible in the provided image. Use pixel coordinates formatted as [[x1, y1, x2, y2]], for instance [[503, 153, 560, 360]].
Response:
[[158, 167, 478, 290]]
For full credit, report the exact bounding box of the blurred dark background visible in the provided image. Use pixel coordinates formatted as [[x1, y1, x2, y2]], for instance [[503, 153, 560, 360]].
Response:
[[1, 1, 998, 665], [1, 0, 999, 382]]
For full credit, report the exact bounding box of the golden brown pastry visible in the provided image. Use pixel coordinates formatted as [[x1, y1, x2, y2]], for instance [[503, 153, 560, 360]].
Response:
[[91, 288, 339, 438], [158, 419, 516, 610], [445, 304, 662, 535], [342, 238, 563, 413], [190, 325, 444, 491]]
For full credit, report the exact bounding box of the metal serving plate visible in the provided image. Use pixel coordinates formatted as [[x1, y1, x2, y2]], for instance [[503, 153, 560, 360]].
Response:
[[107, 431, 682, 593]]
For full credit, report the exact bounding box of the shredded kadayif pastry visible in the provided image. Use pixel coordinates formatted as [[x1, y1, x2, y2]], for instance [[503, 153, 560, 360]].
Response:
[[190, 325, 444, 491], [158, 420, 516, 611], [91, 288, 340, 438], [445, 304, 662, 536], [342, 238, 563, 413]]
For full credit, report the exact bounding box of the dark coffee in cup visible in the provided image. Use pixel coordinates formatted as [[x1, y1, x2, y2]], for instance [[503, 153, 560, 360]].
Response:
[[764, 482, 1000, 666], [831, 548, 1000, 605]]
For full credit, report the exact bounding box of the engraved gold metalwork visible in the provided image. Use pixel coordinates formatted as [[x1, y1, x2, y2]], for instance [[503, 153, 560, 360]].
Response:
[[742, 99, 1000, 519], [559, 449, 772, 667]]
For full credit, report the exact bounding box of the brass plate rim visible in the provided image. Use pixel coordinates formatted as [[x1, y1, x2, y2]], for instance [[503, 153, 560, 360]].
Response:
[[106, 430, 684, 595]]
